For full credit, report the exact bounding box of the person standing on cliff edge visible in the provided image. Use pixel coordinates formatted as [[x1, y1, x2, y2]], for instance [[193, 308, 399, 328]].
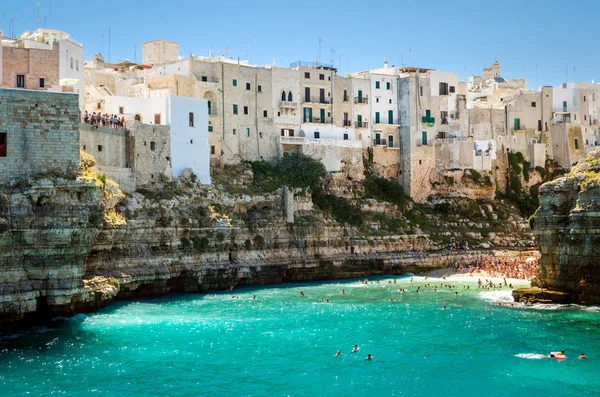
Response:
[[579, 278, 587, 295]]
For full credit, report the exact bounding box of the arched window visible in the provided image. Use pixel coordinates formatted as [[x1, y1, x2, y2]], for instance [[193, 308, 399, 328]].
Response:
[[288, 91, 293, 102], [281, 91, 286, 101], [135, 114, 141, 121]]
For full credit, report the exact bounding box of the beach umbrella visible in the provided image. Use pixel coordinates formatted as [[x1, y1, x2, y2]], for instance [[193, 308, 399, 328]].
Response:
[[525, 257, 537, 263]]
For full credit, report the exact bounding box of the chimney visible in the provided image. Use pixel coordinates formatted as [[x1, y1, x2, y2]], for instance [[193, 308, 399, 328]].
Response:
[[384, 58, 388, 69]]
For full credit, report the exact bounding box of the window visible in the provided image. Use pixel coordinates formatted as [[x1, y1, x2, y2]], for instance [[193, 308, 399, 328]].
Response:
[[304, 72, 310, 79], [259, 132, 263, 138], [343, 133, 349, 140], [563, 101, 568, 109], [246, 82, 251, 90], [531, 101, 536, 108], [514, 118, 521, 130], [119, 107, 124, 114], [288, 91, 293, 102], [375, 112, 380, 124], [244, 106, 249, 115], [98, 145, 103, 152], [39, 78, 45, 88], [16, 75, 25, 88], [376, 98, 380, 103], [375, 81, 380, 89], [441, 111, 448, 124], [70, 57, 74, 69], [258, 85, 262, 92], [439, 82, 449, 95], [233, 128, 237, 135], [190, 139, 194, 144], [389, 99, 392, 104], [574, 114, 577, 121], [584, 115, 587, 121], [282, 91, 286, 101], [343, 90, 348, 102], [246, 128, 250, 137], [233, 104, 238, 115], [386, 82, 391, 90], [201, 76, 208, 82], [281, 129, 294, 137], [575, 138, 579, 150], [319, 73, 325, 80], [314, 131, 320, 139], [189, 112, 194, 127], [584, 96, 586, 102], [211, 146, 216, 155], [419, 86, 423, 96], [388, 110, 394, 124], [76, 60, 79, 71], [562, 83, 567, 88], [233, 79, 237, 86], [0, 133, 6, 157], [449, 86, 455, 93], [150, 142, 156, 151], [208, 126, 213, 132], [263, 110, 268, 118], [154, 114, 161, 124], [538, 120, 542, 131]]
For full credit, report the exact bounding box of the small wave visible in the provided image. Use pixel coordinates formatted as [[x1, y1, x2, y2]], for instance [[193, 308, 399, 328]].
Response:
[[478, 290, 514, 303], [516, 353, 548, 359]]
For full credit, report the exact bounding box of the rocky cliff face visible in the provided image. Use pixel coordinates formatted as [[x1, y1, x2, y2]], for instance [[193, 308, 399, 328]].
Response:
[[0, 178, 103, 330], [530, 149, 600, 303], [0, 173, 536, 333]]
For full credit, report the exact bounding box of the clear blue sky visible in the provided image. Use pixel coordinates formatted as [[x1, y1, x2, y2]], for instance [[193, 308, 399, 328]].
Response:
[[1, 0, 597, 87]]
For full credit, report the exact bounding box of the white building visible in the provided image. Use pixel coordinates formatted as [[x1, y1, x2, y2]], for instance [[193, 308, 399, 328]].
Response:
[[22, 29, 85, 109], [102, 95, 211, 183]]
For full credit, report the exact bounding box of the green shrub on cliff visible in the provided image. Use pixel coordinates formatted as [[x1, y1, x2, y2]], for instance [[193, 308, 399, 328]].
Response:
[[363, 174, 409, 210], [247, 152, 327, 193]]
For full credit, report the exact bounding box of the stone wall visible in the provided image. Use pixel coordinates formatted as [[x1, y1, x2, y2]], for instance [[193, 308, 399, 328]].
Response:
[[128, 121, 172, 186], [1, 43, 60, 90], [0, 89, 80, 182], [80, 124, 128, 168]]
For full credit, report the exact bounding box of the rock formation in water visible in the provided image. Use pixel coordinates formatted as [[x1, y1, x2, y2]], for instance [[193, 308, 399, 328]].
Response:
[[526, 149, 600, 304]]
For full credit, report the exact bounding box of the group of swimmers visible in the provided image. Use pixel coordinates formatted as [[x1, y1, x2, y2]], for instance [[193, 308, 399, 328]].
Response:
[[450, 255, 538, 280], [547, 350, 587, 360], [334, 345, 372, 361]]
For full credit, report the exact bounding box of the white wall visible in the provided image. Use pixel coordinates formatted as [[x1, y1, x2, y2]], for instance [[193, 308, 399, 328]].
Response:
[[104, 96, 168, 124], [429, 70, 459, 112], [169, 96, 210, 184], [300, 123, 357, 140], [553, 83, 580, 112], [149, 59, 190, 78], [59, 39, 85, 110], [370, 74, 398, 124]]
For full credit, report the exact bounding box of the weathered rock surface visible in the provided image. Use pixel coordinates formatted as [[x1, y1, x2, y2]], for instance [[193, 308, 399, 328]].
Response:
[[524, 149, 600, 304]]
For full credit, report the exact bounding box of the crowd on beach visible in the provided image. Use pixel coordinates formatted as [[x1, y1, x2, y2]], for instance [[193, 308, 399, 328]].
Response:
[[449, 255, 538, 280], [82, 111, 126, 129]]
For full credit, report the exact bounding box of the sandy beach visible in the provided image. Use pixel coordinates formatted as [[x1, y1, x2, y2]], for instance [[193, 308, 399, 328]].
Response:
[[416, 267, 532, 287]]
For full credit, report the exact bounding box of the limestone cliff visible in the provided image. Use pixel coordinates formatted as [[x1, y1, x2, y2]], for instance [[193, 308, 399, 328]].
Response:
[[529, 149, 600, 303]]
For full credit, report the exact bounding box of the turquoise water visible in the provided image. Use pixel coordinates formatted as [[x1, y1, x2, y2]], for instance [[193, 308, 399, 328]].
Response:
[[1, 275, 600, 396]]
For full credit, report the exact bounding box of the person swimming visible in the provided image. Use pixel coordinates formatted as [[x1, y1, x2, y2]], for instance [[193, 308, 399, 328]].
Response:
[[579, 353, 587, 359], [365, 354, 372, 361], [299, 291, 305, 296], [352, 345, 359, 353], [334, 350, 341, 357], [442, 305, 447, 310]]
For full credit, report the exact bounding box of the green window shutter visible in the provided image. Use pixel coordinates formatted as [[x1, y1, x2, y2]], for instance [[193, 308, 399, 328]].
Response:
[[422, 131, 428, 146], [375, 81, 380, 89], [426, 109, 431, 118], [320, 108, 325, 123], [233, 79, 237, 86], [357, 114, 362, 123], [375, 112, 380, 124], [575, 138, 579, 150], [514, 118, 520, 130], [358, 90, 363, 98], [386, 82, 391, 90], [233, 104, 238, 114], [388, 110, 393, 124]]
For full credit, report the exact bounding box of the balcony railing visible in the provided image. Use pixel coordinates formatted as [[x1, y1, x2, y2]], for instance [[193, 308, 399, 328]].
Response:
[[355, 121, 368, 129], [343, 120, 351, 127], [373, 139, 387, 146], [279, 135, 362, 148], [304, 117, 332, 124], [279, 101, 298, 108], [373, 139, 399, 148], [208, 109, 218, 116], [374, 119, 400, 125], [303, 96, 331, 104], [354, 96, 369, 104]]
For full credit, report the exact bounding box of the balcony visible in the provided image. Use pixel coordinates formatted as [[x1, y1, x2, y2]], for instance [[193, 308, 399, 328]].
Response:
[[373, 139, 399, 149], [354, 96, 369, 104], [343, 120, 351, 127], [304, 117, 332, 124], [355, 121, 368, 129], [279, 135, 362, 148], [303, 96, 331, 105], [374, 119, 400, 125], [279, 101, 298, 108]]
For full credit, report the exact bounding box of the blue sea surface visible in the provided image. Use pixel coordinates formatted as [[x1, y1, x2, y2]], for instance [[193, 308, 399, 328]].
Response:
[[1, 275, 599, 396]]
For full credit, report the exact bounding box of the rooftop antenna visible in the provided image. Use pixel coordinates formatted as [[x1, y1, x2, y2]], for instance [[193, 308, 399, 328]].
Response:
[[35, 2, 40, 29], [43, 15, 47, 28], [1, 13, 4, 34], [49, 0, 52, 28], [318, 38, 321, 64], [330, 48, 335, 66]]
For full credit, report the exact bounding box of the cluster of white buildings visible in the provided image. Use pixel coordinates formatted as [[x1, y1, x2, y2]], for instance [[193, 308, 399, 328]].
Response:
[[3, 30, 600, 201]]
